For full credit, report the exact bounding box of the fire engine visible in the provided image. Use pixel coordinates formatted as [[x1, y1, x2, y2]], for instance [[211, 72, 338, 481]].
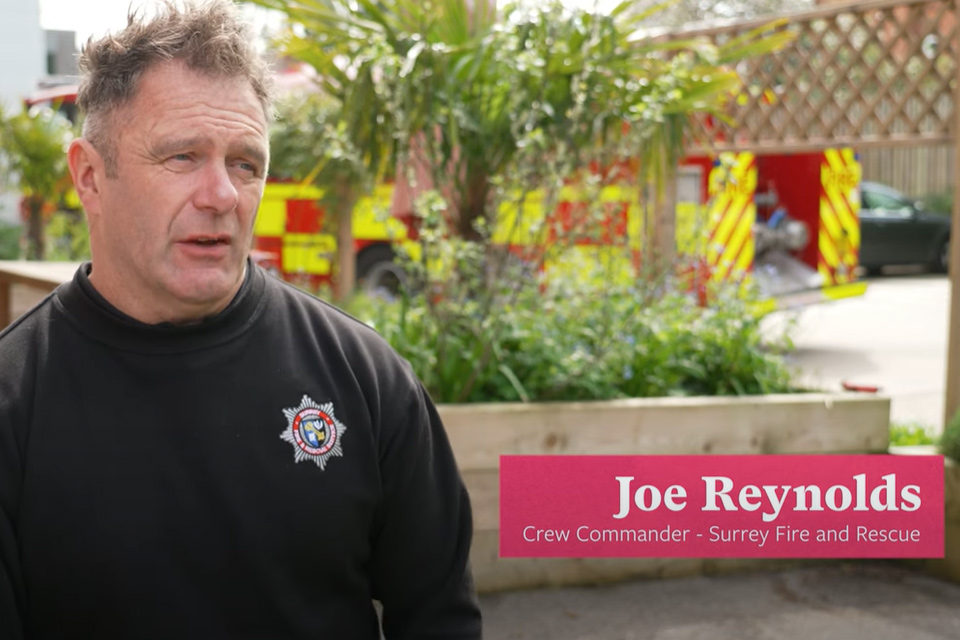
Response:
[[22, 83, 867, 311], [256, 148, 867, 312], [678, 148, 866, 311]]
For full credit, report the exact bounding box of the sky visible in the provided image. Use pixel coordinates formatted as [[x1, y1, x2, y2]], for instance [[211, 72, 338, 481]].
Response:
[[38, 0, 623, 48], [38, 0, 284, 47]]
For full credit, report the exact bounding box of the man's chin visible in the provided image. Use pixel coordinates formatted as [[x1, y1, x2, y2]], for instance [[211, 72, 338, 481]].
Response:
[[168, 270, 245, 312]]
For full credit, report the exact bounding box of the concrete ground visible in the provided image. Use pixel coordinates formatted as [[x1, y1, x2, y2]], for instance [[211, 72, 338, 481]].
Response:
[[774, 270, 949, 431], [480, 562, 960, 639]]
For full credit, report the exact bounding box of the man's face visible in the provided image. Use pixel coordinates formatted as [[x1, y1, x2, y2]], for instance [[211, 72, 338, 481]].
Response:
[[74, 60, 269, 324]]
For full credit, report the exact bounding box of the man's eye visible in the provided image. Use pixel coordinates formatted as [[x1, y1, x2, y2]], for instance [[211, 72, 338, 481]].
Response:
[[236, 161, 260, 175], [170, 153, 192, 162]]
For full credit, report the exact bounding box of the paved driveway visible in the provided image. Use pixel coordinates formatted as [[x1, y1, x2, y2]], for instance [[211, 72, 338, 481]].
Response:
[[480, 563, 960, 639], [772, 271, 949, 430]]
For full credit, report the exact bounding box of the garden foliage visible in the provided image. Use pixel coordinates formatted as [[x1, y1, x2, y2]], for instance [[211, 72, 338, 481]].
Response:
[[352, 285, 794, 404], [258, 0, 797, 402], [346, 206, 796, 403], [0, 104, 74, 260], [941, 410, 960, 464], [0, 223, 20, 260]]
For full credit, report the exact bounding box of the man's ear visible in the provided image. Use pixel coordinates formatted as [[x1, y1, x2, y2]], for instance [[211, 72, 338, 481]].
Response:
[[68, 139, 106, 218]]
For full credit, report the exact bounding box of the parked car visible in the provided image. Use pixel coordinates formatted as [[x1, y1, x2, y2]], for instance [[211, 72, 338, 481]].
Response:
[[859, 181, 951, 274]]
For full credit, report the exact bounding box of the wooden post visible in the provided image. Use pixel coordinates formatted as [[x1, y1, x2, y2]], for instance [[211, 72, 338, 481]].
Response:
[[656, 171, 678, 271], [642, 154, 678, 279], [0, 278, 10, 329], [334, 186, 358, 302], [943, 0, 960, 428]]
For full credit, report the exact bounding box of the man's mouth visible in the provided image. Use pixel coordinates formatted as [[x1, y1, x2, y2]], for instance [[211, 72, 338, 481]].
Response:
[[186, 236, 230, 246]]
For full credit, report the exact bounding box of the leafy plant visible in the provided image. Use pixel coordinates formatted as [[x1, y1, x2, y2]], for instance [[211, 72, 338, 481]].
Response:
[[0, 103, 74, 260], [250, 0, 790, 260], [940, 411, 960, 463], [268, 89, 396, 299], [257, 0, 796, 403], [0, 222, 21, 260], [45, 210, 90, 261], [889, 422, 937, 447], [920, 190, 952, 216], [348, 273, 796, 404]]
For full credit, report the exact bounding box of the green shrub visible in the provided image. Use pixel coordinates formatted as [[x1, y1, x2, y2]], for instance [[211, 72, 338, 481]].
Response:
[[336, 175, 799, 405], [281, 0, 799, 404], [347, 276, 797, 404], [940, 410, 960, 463], [0, 222, 20, 259], [45, 211, 90, 261], [920, 190, 952, 215], [889, 422, 936, 447]]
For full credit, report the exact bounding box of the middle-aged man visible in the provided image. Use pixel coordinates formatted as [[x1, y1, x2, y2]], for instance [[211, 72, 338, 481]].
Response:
[[0, 1, 482, 638]]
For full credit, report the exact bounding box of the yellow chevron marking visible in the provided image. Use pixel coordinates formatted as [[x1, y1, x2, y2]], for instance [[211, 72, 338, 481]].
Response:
[[819, 228, 841, 267], [819, 176, 859, 284], [820, 155, 861, 249], [714, 205, 755, 282], [824, 182, 860, 247], [734, 230, 755, 276], [706, 152, 756, 280], [823, 150, 858, 191], [711, 198, 748, 256], [819, 197, 845, 246], [818, 262, 834, 286], [830, 197, 860, 249]]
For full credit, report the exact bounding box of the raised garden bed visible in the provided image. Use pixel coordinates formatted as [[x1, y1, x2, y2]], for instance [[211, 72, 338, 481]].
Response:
[[440, 392, 891, 592]]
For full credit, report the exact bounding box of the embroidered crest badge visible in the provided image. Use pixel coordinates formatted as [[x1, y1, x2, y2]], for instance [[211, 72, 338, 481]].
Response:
[[280, 395, 347, 469]]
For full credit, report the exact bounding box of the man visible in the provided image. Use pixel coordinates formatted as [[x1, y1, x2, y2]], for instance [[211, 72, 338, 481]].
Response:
[[0, 1, 482, 638]]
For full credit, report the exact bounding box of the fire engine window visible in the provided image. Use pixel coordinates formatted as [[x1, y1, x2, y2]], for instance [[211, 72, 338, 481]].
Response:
[[676, 167, 702, 205]]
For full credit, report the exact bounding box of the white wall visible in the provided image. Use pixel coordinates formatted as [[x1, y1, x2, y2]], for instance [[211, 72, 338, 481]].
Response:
[[0, 0, 45, 224]]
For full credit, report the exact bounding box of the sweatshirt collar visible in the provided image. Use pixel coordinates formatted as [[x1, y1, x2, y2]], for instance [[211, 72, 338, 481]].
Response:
[[55, 260, 266, 354]]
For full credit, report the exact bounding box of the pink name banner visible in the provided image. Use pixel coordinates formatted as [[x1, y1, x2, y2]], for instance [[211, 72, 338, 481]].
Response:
[[499, 455, 944, 558]]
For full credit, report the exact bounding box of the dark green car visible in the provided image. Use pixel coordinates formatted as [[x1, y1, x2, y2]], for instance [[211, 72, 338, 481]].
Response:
[[859, 181, 951, 274]]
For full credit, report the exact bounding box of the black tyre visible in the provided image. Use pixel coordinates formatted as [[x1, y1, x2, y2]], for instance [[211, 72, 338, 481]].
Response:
[[356, 245, 407, 296], [933, 239, 950, 274]]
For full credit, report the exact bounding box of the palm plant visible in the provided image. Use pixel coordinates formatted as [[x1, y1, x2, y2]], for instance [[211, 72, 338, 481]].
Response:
[[248, 0, 792, 400], [252, 0, 788, 244], [252, 1, 403, 298], [267, 89, 379, 297], [0, 104, 74, 260]]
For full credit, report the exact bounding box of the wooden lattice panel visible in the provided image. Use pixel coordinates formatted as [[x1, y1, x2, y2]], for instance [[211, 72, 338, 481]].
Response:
[[675, 0, 959, 154]]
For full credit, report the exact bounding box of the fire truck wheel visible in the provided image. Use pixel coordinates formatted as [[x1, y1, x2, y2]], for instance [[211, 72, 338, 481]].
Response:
[[357, 245, 407, 296], [362, 262, 408, 296]]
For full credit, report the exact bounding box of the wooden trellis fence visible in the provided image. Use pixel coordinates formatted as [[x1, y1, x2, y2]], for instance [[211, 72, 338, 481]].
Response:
[[676, 0, 957, 155], [664, 0, 960, 424]]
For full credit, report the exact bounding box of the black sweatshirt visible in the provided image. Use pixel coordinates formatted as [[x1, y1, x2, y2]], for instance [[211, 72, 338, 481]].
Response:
[[0, 263, 481, 639]]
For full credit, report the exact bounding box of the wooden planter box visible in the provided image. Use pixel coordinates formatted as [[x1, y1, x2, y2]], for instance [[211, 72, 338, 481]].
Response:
[[439, 392, 891, 593], [910, 459, 960, 583]]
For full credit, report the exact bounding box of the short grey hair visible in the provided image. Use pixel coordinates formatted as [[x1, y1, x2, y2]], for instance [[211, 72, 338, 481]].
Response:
[[77, 0, 273, 176]]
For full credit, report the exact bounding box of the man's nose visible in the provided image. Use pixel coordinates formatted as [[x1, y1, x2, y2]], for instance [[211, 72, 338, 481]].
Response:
[[194, 162, 239, 214]]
